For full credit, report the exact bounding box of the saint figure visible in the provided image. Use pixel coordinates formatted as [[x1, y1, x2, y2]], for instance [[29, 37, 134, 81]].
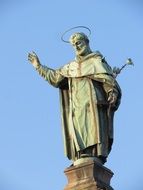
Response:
[[28, 32, 121, 164]]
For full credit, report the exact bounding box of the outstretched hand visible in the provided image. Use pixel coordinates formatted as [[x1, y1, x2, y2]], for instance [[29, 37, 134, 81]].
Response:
[[28, 51, 40, 68]]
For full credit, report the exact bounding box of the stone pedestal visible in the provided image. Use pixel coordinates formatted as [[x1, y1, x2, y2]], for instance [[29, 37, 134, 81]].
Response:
[[64, 160, 114, 190]]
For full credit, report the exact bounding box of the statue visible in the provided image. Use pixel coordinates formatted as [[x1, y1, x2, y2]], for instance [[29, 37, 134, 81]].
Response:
[[28, 28, 122, 165]]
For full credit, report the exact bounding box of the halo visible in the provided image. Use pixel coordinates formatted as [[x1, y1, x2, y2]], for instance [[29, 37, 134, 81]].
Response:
[[61, 26, 91, 43]]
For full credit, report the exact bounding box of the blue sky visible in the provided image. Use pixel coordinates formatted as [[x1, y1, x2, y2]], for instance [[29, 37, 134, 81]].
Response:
[[0, 0, 143, 189]]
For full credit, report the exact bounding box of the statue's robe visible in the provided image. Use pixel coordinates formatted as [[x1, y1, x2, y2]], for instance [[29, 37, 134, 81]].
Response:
[[36, 52, 121, 161]]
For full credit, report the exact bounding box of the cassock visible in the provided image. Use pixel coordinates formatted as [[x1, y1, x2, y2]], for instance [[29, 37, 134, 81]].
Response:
[[36, 52, 121, 161]]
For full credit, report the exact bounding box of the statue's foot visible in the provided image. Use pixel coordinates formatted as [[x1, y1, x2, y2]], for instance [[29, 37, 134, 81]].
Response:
[[73, 156, 104, 166], [80, 154, 107, 164], [80, 153, 90, 158]]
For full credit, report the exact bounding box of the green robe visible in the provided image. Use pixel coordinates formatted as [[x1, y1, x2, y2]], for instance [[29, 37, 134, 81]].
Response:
[[36, 52, 121, 161]]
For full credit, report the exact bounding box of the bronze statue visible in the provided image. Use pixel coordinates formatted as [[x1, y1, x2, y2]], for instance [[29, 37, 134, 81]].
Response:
[[28, 30, 122, 165]]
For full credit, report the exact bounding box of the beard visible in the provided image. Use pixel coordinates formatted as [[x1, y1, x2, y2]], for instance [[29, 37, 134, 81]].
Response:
[[76, 46, 87, 56], [76, 46, 92, 57]]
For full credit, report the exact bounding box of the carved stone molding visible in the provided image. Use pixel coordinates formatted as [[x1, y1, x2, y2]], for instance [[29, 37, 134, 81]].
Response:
[[64, 160, 114, 190]]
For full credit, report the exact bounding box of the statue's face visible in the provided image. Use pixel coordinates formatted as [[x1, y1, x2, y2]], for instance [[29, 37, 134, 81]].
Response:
[[72, 39, 88, 56]]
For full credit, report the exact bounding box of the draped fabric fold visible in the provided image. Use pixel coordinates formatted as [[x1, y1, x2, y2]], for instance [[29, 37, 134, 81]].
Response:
[[36, 52, 121, 161]]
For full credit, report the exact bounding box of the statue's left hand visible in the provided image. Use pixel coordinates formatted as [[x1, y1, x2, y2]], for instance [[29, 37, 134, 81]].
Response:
[[107, 91, 117, 106]]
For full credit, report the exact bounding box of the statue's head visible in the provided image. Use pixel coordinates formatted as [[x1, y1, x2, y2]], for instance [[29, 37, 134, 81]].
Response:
[[69, 32, 89, 45], [69, 32, 91, 56]]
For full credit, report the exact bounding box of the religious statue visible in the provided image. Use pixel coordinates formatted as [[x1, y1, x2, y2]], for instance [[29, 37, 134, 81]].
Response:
[[28, 27, 122, 165]]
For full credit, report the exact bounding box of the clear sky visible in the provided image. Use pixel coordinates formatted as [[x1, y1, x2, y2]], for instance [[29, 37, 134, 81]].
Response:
[[0, 0, 142, 190]]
